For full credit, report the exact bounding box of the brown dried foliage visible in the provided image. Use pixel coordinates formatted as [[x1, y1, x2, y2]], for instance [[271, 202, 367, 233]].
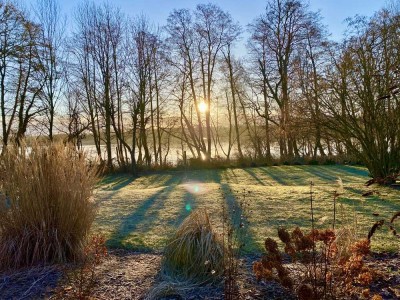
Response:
[[367, 212, 400, 240], [253, 238, 293, 289], [389, 212, 400, 237], [253, 227, 377, 299]]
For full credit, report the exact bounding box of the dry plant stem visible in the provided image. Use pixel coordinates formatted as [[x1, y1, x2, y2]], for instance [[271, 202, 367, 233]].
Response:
[[221, 189, 249, 300], [333, 192, 337, 230], [389, 211, 400, 237], [58, 234, 107, 299], [309, 181, 317, 295]]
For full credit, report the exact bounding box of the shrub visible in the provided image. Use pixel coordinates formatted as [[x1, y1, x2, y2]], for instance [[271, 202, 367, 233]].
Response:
[[162, 209, 224, 283], [253, 183, 387, 299], [56, 234, 108, 299], [308, 159, 319, 165], [254, 227, 375, 299], [323, 158, 336, 165], [0, 142, 98, 270]]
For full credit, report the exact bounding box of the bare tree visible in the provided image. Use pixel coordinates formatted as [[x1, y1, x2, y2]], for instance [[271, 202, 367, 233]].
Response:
[[0, 1, 47, 146], [222, 35, 243, 160], [323, 11, 400, 181], [0, 1, 28, 147], [72, 2, 102, 161], [73, 2, 125, 170], [124, 16, 166, 169], [166, 4, 239, 161], [166, 8, 206, 159], [34, 0, 65, 141], [15, 19, 46, 144], [294, 12, 328, 158], [195, 3, 240, 160], [248, 0, 311, 158]]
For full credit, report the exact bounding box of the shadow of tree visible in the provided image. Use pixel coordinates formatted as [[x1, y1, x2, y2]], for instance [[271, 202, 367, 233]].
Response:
[[293, 166, 337, 182], [216, 170, 260, 253], [340, 191, 400, 216], [258, 167, 292, 185], [242, 168, 266, 186], [336, 165, 369, 177], [99, 174, 137, 191], [170, 189, 198, 228], [106, 174, 183, 249]]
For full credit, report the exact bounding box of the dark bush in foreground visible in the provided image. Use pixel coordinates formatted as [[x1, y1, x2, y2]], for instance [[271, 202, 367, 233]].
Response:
[[0, 142, 97, 270]]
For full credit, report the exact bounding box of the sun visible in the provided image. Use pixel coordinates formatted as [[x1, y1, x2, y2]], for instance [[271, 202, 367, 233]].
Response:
[[198, 101, 208, 113]]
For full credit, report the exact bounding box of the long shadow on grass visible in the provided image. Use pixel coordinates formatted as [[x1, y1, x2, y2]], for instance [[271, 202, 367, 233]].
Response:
[[258, 167, 288, 185], [316, 165, 370, 184], [96, 174, 138, 206], [339, 194, 400, 217], [242, 168, 266, 186], [169, 189, 198, 228], [335, 165, 370, 178], [143, 172, 184, 188], [183, 168, 221, 183], [106, 174, 182, 250], [345, 186, 365, 195], [304, 165, 366, 184], [99, 174, 137, 191], [217, 168, 239, 184], [216, 170, 260, 253], [293, 166, 337, 183]]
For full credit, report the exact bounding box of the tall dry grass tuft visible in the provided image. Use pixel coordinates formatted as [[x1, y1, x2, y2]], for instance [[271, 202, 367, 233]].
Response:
[[162, 209, 224, 283], [0, 142, 98, 270]]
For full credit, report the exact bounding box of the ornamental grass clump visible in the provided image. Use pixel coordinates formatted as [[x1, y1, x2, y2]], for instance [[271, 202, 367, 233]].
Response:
[[0, 142, 98, 270], [162, 209, 224, 283]]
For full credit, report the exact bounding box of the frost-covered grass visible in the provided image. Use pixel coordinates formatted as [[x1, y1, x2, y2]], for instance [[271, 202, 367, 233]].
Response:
[[94, 165, 400, 253]]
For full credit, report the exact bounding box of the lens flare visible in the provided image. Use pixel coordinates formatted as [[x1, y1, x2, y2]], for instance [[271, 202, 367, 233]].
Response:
[[183, 181, 207, 195]]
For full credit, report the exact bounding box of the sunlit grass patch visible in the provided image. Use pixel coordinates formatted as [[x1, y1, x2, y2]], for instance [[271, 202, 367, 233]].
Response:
[[93, 165, 400, 253]]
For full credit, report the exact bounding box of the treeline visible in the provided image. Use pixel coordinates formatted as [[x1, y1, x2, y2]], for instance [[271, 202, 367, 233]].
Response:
[[1, 0, 399, 179]]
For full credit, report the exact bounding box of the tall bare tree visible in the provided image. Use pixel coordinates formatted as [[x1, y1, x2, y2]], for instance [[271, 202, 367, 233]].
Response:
[[0, 1, 46, 146], [0, 1, 27, 147], [248, 0, 311, 158], [34, 0, 65, 141], [323, 11, 400, 181], [166, 4, 239, 160], [294, 12, 328, 158], [73, 2, 125, 170]]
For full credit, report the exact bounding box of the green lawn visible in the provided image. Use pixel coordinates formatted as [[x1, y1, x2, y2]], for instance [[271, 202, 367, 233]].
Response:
[[93, 165, 400, 253]]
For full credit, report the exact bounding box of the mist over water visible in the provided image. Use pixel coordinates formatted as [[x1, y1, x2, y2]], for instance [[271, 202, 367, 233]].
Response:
[[81, 143, 281, 165]]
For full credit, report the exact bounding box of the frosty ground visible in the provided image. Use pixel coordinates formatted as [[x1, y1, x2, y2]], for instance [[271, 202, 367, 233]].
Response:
[[95, 165, 400, 253], [2, 165, 400, 299]]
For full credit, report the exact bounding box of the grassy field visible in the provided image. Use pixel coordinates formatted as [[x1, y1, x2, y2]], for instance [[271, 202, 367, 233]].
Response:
[[94, 165, 400, 253]]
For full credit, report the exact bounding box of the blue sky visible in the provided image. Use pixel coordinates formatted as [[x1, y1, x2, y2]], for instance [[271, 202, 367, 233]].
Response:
[[55, 0, 386, 41]]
